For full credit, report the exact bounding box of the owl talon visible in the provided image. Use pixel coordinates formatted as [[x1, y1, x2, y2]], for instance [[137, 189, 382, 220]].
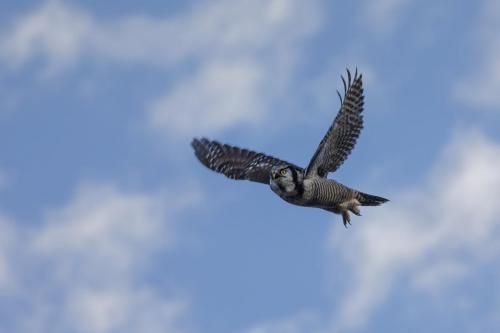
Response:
[[342, 211, 351, 227]]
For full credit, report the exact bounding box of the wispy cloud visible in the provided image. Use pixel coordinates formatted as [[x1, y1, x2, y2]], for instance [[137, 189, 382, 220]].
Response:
[[0, 0, 91, 74], [328, 129, 500, 331], [454, 0, 500, 108], [149, 60, 267, 137], [0, 0, 323, 137], [0, 182, 199, 333], [0, 0, 321, 70]]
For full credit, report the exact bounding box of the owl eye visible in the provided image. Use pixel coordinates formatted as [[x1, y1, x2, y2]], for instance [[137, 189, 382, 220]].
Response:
[[280, 169, 287, 176]]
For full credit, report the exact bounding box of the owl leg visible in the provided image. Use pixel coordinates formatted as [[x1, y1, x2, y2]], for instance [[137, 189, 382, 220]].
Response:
[[350, 205, 361, 216], [342, 210, 351, 227]]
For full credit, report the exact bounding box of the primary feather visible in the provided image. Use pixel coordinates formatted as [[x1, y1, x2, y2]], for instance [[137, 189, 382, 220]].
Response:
[[191, 138, 303, 184], [306, 69, 364, 178]]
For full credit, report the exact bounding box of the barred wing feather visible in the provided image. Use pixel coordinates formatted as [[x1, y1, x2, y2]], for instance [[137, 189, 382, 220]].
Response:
[[306, 69, 365, 178], [191, 138, 303, 184]]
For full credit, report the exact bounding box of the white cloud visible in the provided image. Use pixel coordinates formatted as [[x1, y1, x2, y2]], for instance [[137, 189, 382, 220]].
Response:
[[0, 0, 323, 136], [328, 129, 500, 331], [454, 0, 500, 108], [33, 183, 173, 284], [64, 287, 189, 333], [0, 182, 199, 333], [150, 60, 266, 137], [0, 0, 92, 74], [0, 0, 321, 69]]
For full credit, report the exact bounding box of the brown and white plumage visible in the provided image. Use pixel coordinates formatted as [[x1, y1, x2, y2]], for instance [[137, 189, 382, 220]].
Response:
[[191, 69, 388, 227]]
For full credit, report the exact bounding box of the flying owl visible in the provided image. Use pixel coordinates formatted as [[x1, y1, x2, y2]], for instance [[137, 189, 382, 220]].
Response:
[[191, 69, 388, 226]]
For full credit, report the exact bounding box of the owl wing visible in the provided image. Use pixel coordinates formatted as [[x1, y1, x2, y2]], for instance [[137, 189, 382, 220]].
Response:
[[191, 138, 303, 184], [305, 69, 365, 178]]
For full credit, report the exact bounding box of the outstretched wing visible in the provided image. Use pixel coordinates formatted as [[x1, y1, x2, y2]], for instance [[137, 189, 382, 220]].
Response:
[[191, 138, 303, 184], [306, 69, 365, 178]]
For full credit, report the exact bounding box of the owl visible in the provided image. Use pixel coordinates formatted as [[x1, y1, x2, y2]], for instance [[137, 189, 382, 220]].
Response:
[[191, 69, 388, 226]]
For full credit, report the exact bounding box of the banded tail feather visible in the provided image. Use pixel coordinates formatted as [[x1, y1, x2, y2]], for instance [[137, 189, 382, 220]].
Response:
[[357, 191, 389, 206]]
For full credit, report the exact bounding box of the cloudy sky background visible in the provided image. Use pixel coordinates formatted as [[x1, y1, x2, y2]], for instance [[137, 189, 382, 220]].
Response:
[[1, 0, 500, 332]]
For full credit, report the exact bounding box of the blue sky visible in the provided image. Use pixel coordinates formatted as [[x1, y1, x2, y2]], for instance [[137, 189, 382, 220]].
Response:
[[1, 0, 500, 332]]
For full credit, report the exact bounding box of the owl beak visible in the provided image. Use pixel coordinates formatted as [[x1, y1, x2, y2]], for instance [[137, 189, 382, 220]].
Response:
[[271, 170, 279, 179]]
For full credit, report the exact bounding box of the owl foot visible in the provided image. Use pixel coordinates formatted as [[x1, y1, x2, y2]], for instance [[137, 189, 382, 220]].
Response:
[[342, 210, 351, 228]]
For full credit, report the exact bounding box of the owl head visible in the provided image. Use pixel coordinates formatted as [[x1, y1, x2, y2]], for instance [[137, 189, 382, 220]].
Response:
[[269, 165, 303, 197]]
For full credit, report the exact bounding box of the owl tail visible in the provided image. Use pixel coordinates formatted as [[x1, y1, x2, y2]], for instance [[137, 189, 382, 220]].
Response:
[[357, 192, 389, 206]]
